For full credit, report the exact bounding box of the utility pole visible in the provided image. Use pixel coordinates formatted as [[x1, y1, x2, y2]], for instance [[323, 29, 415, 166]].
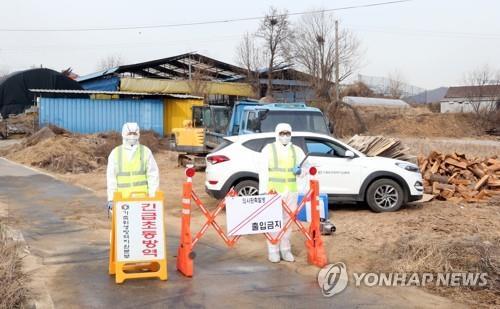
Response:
[[334, 20, 340, 103]]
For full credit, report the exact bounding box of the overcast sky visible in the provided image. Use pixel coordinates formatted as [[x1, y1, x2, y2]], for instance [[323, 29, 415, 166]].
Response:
[[0, 0, 499, 89]]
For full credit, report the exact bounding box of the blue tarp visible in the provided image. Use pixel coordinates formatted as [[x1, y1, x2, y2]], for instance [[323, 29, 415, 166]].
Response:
[[79, 76, 120, 91]]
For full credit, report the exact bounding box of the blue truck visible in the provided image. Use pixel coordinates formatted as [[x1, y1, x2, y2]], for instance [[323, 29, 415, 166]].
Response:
[[204, 100, 332, 149]]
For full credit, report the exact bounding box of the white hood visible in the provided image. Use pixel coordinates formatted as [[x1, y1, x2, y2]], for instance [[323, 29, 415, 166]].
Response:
[[122, 122, 140, 148], [275, 123, 292, 146]]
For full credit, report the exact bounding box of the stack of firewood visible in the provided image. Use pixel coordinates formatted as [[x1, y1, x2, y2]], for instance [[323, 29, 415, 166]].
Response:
[[418, 151, 500, 202], [346, 135, 414, 162]]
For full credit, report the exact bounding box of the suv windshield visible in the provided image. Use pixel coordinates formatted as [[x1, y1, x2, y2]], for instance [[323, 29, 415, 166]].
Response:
[[251, 111, 328, 134]]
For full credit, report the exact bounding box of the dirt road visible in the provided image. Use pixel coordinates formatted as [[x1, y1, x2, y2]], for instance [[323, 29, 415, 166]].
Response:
[[0, 157, 432, 308]]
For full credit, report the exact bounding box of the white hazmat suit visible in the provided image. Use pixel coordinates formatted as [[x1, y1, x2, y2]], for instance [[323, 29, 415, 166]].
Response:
[[106, 123, 160, 203], [259, 123, 306, 263]]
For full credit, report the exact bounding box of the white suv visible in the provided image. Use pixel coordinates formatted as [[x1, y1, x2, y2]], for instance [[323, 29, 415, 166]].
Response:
[[205, 132, 423, 212]]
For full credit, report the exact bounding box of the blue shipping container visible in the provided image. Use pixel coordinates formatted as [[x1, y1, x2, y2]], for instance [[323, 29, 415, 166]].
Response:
[[39, 98, 164, 135]]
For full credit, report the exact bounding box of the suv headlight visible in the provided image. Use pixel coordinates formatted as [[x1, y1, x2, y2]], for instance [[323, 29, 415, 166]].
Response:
[[395, 162, 419, 173]]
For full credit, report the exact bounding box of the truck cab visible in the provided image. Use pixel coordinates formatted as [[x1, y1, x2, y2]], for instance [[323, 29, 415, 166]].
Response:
[[204, 100, 331, 150], [237, 103, 330, 135]]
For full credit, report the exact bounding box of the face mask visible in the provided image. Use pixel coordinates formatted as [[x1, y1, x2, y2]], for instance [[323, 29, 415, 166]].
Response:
[[124, 136, 139, 147], [278, 135, 291, 146]]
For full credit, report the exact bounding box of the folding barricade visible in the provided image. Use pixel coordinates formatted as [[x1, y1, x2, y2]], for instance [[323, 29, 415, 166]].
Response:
[[109, 191, 168, 284], [177, 167, 327, 277]]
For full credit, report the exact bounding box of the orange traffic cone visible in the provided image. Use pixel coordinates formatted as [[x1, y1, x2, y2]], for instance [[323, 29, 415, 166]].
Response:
[[177, 177, 194, 277], [306, 179, 328, 267]]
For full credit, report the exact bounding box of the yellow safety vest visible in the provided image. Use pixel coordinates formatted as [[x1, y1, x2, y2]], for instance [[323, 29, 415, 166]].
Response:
[[268, 143, 298, 193], [115, 145, 148, 199]]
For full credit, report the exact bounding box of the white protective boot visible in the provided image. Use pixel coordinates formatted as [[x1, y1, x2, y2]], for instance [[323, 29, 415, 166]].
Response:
[[279, 231, 295, 262], [280, 192, 297, 262], [267, 242, 281, 263]]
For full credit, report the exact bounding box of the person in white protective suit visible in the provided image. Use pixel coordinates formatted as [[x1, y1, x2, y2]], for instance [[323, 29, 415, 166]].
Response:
[[259, 123, 306, 263], [106, 123, 160, 212]]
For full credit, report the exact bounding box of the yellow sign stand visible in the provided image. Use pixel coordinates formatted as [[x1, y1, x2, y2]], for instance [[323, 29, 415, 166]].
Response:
[[109, 191, 168, 284]]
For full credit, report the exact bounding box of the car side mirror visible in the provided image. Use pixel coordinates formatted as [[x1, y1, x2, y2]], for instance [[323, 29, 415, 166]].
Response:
[[344, 150, 355, 159]]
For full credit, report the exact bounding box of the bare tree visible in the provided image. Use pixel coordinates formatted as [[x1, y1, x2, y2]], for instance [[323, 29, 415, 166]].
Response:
[[292, 10, 361, 101], [236, 32, 264, 98], [386, 70, 406, 99], [256, 7, 292, 98], [188, 66, 210, 98], [463, 65, 500, 126], [97, 54, 123, 70]]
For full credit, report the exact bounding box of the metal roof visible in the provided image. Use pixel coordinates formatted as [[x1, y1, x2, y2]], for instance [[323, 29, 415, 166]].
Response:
[[30, 89, 157, 96], [445, 85, 500, 98], [77, 52, 248, 83], [75, 67, 119, 82], [343, 96, 410, 107], [29, 89, 204, 99]]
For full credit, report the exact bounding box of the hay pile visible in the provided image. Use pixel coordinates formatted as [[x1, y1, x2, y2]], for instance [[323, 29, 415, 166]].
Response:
[[2, 127, 162, 174]]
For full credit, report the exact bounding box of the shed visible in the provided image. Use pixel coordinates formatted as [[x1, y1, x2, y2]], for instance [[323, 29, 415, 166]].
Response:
[[440, 85, 500, 113], [35, 90, 164, 135], [342, 96, 410, 108]]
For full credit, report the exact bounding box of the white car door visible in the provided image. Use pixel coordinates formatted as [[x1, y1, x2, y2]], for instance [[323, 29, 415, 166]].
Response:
[[303, 137, 363, 195]]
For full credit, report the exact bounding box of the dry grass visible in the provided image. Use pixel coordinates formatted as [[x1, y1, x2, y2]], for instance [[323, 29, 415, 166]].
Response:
[[2, 128, 163, 174], [377, 234, 500, 307], [0, 223, 29, 309], [399, 137, 500, 158]]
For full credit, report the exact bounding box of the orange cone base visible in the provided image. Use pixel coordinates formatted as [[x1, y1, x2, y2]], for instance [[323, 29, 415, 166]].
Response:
[[306, 240, 328, 268], [177, 244, 194, 277]]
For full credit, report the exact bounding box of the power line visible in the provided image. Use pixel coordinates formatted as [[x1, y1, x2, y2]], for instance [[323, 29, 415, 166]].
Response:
[[0, 0, 412, 32]]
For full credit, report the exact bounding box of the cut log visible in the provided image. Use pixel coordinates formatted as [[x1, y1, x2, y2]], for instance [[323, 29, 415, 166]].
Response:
[[433, 183, 456, 192], [475, 190, 488, 200], [444, 158, 467, 169], [486, 158, 500, 165], [468, 164, 486, 178], [429, 174, 449, 184], [487, 179, 500, 187], [484, 189, 500, 195], [440, 190, 455, 199], [487, 164, 500, 173], [420, 160, 428, 173], [450, 178, 472, 186], [430, 161, 440, 174], [474, 175, 490, 191]]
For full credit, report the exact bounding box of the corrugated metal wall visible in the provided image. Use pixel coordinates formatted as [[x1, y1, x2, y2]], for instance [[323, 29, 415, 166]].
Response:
[[40, 98, 164, 135]]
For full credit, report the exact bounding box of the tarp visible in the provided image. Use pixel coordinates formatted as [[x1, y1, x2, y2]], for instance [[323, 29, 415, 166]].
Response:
[[80, 76, 120, 91], [120, 77, 255, 97], [0, 68, 84, 117]]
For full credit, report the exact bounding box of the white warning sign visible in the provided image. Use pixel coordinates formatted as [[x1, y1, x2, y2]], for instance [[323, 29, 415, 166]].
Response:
[[225, 194, 283, 236]]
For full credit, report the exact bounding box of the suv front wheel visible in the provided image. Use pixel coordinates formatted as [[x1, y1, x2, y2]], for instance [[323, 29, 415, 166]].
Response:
[[366, 179, 404, 212]]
